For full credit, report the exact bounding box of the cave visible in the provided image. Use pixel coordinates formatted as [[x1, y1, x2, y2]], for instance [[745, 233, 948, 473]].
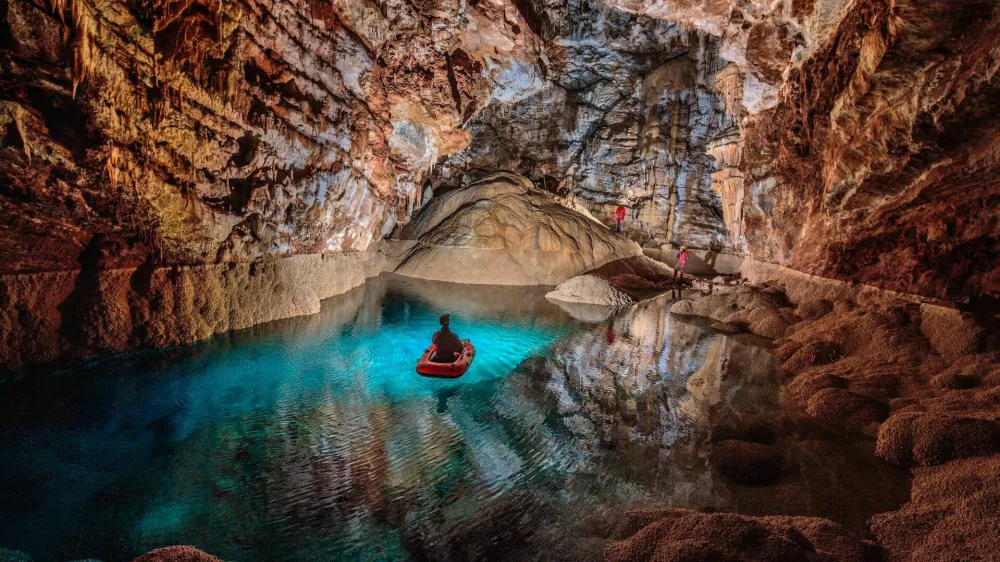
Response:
[[1, 0, 999, 560]]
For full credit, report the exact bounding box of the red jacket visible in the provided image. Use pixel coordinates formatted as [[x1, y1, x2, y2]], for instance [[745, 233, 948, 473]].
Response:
[[615, 206, 627, 220], [677, 250, 690, 269]]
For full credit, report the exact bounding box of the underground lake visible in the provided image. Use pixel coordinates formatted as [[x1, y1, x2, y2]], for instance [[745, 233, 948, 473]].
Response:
[[0, 275, 909, 561]]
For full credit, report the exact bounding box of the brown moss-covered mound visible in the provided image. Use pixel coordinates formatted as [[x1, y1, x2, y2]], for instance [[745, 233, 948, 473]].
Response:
[[806, 389, 889, 438], [875, 412, 1000, 468], [132, 546, 222, 562], [604, 508, 880, 562], [870, 456, 1000, 562]]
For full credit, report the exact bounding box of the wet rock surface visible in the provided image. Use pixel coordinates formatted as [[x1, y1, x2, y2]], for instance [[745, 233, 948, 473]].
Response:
[[709, 440, 782, 485], [671, 277, 1000, 562], [132, 547, 221, 562]]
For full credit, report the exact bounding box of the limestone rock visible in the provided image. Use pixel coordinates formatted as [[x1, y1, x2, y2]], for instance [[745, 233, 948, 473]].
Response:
[[389, 173, 641, 285], [1, 252, 382, 370], [546, 275, 635, 308]]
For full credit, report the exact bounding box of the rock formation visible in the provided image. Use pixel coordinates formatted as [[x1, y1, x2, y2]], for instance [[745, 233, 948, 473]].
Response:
[[385, 173, 641, 285], [434, 2, 737, 250], [605, 508, 881, 562], [545, 255, 677, 306]]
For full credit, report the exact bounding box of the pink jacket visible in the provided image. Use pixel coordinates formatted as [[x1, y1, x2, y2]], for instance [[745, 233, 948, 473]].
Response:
[[677, 250, 689, 269]]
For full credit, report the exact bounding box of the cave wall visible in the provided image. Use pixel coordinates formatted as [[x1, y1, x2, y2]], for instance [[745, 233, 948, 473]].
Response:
[[739, 0, 1000, 301], [435, 0, 737, 250], [0, 251, 383, 373], [0, 0, 536, 273], [619, 0, 1000, 301]]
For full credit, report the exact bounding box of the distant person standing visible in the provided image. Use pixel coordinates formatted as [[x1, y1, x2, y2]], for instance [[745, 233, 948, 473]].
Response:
[[615, 205, 627, 232], [674, 245, 690, 281]]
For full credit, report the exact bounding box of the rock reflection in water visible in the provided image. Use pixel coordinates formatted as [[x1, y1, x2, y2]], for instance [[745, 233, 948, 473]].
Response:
[[0, 279, 905, 562]]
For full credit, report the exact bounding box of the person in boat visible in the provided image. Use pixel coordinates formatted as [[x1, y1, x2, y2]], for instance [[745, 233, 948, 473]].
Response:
[[432, 314, 464, 363]]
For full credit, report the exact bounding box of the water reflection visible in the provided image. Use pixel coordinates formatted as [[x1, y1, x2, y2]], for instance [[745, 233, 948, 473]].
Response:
[[0, 278, 906, 562]]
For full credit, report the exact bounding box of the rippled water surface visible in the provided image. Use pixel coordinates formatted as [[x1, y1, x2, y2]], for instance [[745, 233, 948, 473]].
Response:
[[0, 276, 908, 561]]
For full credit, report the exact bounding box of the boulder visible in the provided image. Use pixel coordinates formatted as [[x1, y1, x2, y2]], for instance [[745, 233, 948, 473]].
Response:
[[782, 341, 844, 373], [788, 371, 849, 402], [669, 293, 739, 321], [795, 298, 833, 320], [746, 307, 791, 339], [805, 388, 889, 437], [389, 173, 641, 285], [546, 275, 635, 308], [920, 304, 983, 357]]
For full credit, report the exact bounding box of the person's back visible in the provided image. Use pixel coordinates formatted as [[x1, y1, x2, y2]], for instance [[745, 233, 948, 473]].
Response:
[[432, 314, 464, 362]]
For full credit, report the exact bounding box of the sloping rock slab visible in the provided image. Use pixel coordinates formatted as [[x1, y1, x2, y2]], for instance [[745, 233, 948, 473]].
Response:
[[390, 173, 641, 285]]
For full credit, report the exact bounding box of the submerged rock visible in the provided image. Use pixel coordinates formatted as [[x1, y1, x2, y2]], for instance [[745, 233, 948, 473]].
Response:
[[710, 440, 782, 485], [132, 547, 222, 562], [0, 549, 32, 562]]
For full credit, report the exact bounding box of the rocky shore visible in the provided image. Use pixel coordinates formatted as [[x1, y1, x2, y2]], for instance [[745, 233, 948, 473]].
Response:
[[645, 275, 1000, 561], [0, 251, 384, 373]]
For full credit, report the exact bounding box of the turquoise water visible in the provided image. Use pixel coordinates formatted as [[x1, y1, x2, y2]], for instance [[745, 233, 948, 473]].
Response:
[[0, 277, 908, 561]]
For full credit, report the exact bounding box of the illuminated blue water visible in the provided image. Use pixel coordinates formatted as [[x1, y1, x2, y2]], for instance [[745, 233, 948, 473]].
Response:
[[0, 276, 908, 562]]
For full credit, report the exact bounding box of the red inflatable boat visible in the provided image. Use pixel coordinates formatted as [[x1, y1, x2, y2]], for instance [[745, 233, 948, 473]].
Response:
[[416, 340, 476, 379]]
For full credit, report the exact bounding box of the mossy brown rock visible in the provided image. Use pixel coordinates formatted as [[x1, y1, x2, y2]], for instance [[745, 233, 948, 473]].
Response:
[[132, 546, 221, 562], [806, 388, 889, 438], [605, 508, 880, 562], [875, 412, 1000, 468], [871, 455, 1000, 562]]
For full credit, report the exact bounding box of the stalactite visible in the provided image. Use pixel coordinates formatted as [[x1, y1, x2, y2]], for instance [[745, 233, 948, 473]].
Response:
[[69, 0, 97, 98], [106, 143, 124, 188], [1, 105, 33, 162]]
